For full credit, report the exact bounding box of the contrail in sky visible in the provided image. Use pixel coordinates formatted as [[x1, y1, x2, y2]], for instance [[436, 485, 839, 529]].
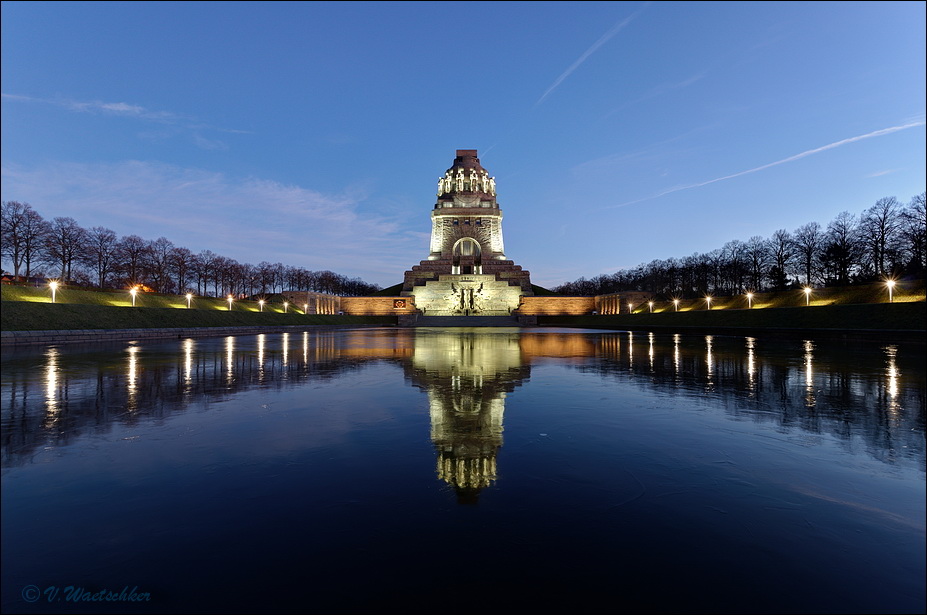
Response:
[[609, 120, 926, 208], [486, 4, 648, 155], [536, 4, 649, 107]]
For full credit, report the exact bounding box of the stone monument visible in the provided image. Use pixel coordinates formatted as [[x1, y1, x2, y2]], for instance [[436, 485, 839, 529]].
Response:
[[401, 150, 532, 315]]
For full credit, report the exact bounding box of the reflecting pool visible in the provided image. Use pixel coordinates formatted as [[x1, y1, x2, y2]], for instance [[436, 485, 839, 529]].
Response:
[[1, 328, 924, 614]]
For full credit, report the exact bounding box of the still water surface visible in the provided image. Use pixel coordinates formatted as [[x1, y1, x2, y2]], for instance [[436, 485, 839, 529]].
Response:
[[1, 328, 924, 614]]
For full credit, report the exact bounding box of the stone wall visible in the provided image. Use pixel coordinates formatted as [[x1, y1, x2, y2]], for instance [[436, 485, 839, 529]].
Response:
[[280, 291, 341, 314], [517, 296, 596, 315], [339, 296, 418, 316]]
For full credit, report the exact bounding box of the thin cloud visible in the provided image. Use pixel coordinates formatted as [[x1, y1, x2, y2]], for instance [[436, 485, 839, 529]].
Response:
[[2, 93, 249, 134], [607, 120, 927, 208], [536, 3, 649, 107], [605, 72, 705, 117], [0, 160, 421, 285]]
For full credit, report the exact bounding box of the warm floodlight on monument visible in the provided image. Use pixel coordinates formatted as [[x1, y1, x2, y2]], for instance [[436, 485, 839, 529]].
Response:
[[227, 295, 234, 311], [186, 293, 193, 308], [746, 292, 754, 309], [49, 280, 59, 303], [258, 299, 265, 312], [803, 287, 812, 306], [130, 287, 138, 307], [886, 279, 896, 303], [399, 149, 533, 316]]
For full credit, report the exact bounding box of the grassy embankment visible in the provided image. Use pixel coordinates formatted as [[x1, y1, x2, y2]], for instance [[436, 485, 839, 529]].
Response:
[[2, 280, 925, 333], [0, 285, 394, 331], [540, 280, 926, 333]]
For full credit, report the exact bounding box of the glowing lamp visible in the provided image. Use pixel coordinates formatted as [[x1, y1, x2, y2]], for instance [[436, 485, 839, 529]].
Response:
[[283, 301, 289, 313], [803, 287, 811, 306], [49, 281, 59, 303], [130, 287, 138, 307], [746, 292, 753, 309], [259, 299, 265, 312], [886, 279, 896, 303], [186, 293, 193, 309], [227, 295, 234, 311], [673, 298, 679, 312]]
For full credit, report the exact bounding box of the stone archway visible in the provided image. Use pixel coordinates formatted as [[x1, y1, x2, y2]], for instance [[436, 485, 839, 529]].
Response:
[[452, 238, 482, 275]]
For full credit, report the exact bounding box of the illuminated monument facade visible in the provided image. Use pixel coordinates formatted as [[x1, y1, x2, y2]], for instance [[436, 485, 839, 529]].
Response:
[[401, 150, 533, 316]]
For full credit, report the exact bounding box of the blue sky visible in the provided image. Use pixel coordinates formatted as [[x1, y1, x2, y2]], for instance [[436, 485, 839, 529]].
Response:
[[2, 1, 924, 289]]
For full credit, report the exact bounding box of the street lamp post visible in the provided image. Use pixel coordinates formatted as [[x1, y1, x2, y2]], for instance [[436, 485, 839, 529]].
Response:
[[227, 295, 234, 311], [746, 292, 754, 309], [130, 287, 138, 307], [259, 299, 265, 312], [49, 281, 59, 303], [186, 293, 193, 309], [887, 279, 896, 303], [705, 296, 712, 310], [673, 298, 679, 312], [803, 287, 811, 306]]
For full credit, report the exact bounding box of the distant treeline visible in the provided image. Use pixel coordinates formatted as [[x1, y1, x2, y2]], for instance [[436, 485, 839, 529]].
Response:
[[554, 194, 926, 298], [0, 202, 381, 297]]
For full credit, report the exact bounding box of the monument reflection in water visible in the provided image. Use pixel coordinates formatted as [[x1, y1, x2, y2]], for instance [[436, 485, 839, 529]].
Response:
[[1, 328, 924, 614]]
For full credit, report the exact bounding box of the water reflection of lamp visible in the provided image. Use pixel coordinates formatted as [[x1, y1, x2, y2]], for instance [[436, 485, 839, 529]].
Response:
[[803, 340, 815, 408], [127, 345, 139, 410], [409, 330, 528, 504], [45, 347, 59, 415]]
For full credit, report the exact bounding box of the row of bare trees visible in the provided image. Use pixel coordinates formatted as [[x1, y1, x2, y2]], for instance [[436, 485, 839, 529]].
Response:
[[554, 194, 926, 297], [0, 201, 381, 297]]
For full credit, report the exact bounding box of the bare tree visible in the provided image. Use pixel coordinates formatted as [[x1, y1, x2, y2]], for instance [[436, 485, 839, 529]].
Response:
[[45, 217, 87, 282], [145, 237, 175, 293], [1, 201, 48, 279], [793, 222, 823, 286], [83, 226, 119, 288], [116, 235, 151, 287], [821, 211, 862, 285], [743, 235, 769, 291], [767, 229, 795, 290], [859, 196, 902, 278], [170, 247, 196, 294], [899, 192, 926, 275]]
